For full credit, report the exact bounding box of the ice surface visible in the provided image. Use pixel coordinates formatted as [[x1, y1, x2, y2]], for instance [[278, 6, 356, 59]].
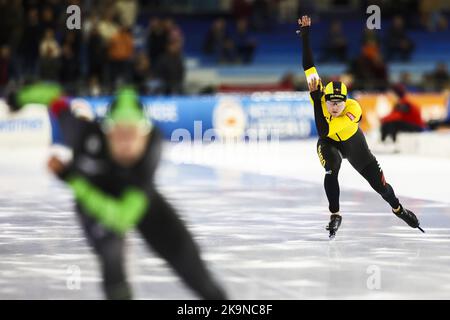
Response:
[[0, 143, 449, 299]]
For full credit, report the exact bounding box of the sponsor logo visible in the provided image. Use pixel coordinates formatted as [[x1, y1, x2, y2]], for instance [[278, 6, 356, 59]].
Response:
[[213, 98, 247, 140], [346, 112, 355, 121], [317, 145, 326, 167], [0, 119, 43, 132], [145, 102, 178, 122]]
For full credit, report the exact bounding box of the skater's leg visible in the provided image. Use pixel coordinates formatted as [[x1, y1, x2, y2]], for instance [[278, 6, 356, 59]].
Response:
[[137, 190, 227, 300], [361, 161, 401, 208], [357, 159, 422, 229], [358, 159, 400, 209], [317, 139, 342, 214], [317, 139, 343, 238], [76, 208, 131, 300], [343, 130, 400, 208], [345, 131, 422, 230]]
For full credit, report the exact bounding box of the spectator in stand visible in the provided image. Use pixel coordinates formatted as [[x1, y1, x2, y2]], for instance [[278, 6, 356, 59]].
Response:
[[400, 72, 421, 93], [98, 9, 119, 43], [19, 7, 42, 77], [0, 0, 24, 56], [38, 28, 61, 81], [44, 0, 66, 18], [361, 28, 381, 47], [60, 31, 81, 87], [163, 18, 184, 48], [385, 15, 415, 61], [251, 0, 275, 32], [41, 5, 57, 32], [0, 46, 17, 88], [419, 0, 448, 31], [234, 18, 256, 64], [221, 38, 238, 64], [349, 40, 388, 91], [203, 18, 225, 56], [115, 0, 138, 28], [424, 62, 450, 92], [154, 38, 185, 95], [107, 25, 135, 86], [380, 84, 425, 143], [320, 20, 348, 62], [86, 22, 106, 81], [203, 18, 237, 63], [231, 0, 252, 21], [86, 75, 102, 96], [132, 51, 153, 94], [147, 18, 168, 65], [0, 0, 11, 47]]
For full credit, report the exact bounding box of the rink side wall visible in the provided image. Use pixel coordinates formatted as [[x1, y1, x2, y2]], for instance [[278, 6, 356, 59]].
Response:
[[0, 93, 449, 158]]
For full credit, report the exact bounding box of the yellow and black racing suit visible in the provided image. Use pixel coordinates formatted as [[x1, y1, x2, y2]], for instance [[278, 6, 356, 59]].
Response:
[[300, 25, 400, 214]]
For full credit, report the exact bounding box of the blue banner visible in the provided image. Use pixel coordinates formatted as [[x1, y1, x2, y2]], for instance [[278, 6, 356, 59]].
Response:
[[77, 92, 317, 141]]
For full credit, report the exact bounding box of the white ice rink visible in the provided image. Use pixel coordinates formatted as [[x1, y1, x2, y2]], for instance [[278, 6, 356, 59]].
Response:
[[1, 139, 450, 299]]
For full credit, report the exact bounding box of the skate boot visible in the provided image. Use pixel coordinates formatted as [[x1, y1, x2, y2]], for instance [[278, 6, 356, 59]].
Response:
[[393, 205, 424, 233], [326, 214, 342, 239]]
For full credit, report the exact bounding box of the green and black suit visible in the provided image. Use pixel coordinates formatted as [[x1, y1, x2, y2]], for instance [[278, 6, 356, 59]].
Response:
[[52, 103, 226, 300]]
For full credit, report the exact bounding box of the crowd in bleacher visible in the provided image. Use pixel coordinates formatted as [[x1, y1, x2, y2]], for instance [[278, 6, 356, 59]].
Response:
[[0, 0, 187, 95], [0, 0, 449, 96]]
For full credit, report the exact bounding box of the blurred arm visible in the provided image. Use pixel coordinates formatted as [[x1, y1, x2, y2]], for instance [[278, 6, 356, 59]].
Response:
[[67, 176, 149, 235], [63, 127, 162, 235]]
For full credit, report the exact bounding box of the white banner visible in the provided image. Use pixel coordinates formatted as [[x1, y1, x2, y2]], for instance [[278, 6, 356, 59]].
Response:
[[0, 100, 51, 148]]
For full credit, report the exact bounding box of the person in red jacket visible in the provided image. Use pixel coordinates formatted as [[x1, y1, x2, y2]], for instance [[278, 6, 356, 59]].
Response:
[[381, 84, 425, 142]]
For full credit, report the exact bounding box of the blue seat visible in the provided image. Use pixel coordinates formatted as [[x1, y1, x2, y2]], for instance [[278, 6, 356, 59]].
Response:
[[166, 16, 450, 75]]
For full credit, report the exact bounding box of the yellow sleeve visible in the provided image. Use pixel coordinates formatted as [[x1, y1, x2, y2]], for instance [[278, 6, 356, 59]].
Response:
[[304, 66, 320, 85], [327, 99, 362, 137]]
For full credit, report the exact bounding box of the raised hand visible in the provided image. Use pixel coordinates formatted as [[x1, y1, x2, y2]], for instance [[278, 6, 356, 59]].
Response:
[[308, 77, 322, 93], [298, 15, 311, 28]]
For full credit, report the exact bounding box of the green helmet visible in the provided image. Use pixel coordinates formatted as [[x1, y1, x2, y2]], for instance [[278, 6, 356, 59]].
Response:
[[6, 82, 63, 112], [103, 87, 152, 133]]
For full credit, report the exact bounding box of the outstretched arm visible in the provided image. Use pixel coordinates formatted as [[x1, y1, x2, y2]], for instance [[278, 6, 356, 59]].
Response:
[[298, 16, 321, 91], [48, 157, 149, 235], [47, 128, 163, 235]]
